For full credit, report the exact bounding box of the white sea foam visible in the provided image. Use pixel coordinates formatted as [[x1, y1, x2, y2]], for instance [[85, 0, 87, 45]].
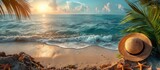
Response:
[[45, 35, 118, 50]]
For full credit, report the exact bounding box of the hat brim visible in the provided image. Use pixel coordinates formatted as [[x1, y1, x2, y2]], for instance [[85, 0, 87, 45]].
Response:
[[118, 33, 152, 61]]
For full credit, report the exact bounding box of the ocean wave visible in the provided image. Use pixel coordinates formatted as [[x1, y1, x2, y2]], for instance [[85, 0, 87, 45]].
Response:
[[0, 15, 126, 50], [0, 36, 36, 42], [0, 35, 118, 50], [45, 35, 118, 50]]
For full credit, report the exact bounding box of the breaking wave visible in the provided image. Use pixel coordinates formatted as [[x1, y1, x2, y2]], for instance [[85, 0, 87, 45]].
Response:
[[0, 14, 128, 50]]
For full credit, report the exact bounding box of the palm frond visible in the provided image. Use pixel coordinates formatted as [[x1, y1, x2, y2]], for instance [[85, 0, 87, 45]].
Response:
[[0, 0, 31, 19], [121, 11, 145, 24], [139, 0, 150, 4], [122, 24, 148, 33], [125, 0, 145, 16], [139, 0, 160, 6]]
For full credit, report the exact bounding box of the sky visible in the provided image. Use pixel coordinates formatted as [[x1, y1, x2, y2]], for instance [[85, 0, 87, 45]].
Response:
[[27, 0, 129, 15]]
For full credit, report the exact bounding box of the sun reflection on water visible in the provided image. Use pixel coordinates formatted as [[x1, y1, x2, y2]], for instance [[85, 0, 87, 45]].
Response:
[[42, 14, 46, 17], [40, 14, 50, 33]]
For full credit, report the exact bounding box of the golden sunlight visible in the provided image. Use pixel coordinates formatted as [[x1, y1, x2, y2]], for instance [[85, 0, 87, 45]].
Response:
[[37, 4, 50, 13], [42, 14, 46, 17], [35, 45, 55, 57], [38, 4, 48, 13]]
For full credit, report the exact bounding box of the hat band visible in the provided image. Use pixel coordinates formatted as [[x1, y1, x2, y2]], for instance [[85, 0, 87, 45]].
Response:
[[126, 42, 145, 55]]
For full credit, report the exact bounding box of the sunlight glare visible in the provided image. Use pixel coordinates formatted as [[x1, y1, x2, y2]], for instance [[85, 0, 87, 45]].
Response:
[[36, 45, 55, 57], [42, 14, 46, 17], [37, 4, 49, 13]]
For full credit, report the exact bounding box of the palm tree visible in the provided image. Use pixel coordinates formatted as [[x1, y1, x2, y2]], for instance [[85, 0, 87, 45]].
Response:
[[139, 0, 160, 5], [121, 0, 160, 56], [0, 0, 30, 19]]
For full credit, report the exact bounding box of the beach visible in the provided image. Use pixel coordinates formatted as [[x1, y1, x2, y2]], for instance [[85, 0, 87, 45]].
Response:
[[0, 15, 160, 70], [0, 0, 160, 69], [0, 14, 126, 69], [0, 42, 119, 69]]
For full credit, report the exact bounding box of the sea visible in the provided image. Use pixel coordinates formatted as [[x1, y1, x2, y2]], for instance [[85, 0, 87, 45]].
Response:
[[0, 14, 129, 50]]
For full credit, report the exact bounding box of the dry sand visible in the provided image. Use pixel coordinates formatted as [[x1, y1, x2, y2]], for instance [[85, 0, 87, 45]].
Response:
[[0, 42, 119, 68]]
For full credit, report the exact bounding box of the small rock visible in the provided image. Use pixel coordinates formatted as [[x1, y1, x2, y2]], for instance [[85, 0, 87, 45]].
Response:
[[0, 52, 6, 57]]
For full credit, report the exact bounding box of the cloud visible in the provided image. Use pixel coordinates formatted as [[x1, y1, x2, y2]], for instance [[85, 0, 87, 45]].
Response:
[[117, 4, 124, 11], [86, 6, 89, 12], [49, 0, 57, 10], [65, 1, 70, 10], [102, 3, 110, 12], [95, 7, 99, 13], [64, 1, 88, 13]]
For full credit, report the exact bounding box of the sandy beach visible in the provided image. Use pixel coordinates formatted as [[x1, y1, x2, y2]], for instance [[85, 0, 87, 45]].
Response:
[[0, 42, 119, 69], [1, 42, 160, 70]]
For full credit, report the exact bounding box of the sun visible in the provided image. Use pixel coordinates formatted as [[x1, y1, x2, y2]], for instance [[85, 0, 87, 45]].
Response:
[[37, 4, 49, 13], [32, 2, 56, 14]]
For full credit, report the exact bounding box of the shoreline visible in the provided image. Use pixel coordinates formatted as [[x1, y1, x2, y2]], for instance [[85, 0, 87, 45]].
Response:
[[0, 42, 119, 68], [1, 42, 160, 69]]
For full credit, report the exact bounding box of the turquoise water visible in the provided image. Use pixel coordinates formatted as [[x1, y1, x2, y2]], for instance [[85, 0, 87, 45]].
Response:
[[0, 14, 128, 50]]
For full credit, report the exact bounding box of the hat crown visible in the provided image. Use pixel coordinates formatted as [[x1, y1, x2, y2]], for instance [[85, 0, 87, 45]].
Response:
[[125, 37, 144, 55]]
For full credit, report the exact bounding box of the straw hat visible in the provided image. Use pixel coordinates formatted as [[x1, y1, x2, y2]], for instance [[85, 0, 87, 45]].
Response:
[[118, 33, 152, 61]]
